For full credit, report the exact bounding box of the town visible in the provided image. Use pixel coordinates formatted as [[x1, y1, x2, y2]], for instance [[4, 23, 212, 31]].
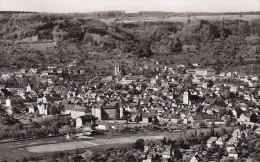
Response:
[[0, 57, 259, 161]]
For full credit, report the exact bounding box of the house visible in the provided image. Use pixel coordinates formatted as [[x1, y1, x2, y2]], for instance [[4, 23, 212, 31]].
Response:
[[171, 115, 180, 124], [232, 129, 242, 139], [202, 83, 208, 89], [6, 108, 13, 115], [29, 106, 37, 114], [237, 113, 251, 123], [142, 114, 153, 123], [162, 146, 173, 160], [227, 136, 239, 146], [216, 137, 225, 146], [229, 86, 238, 93], [255, 127, 260, 135], [38, 104, 48, 115], [228, 149, 238, 160], [207, 137, 217, 148], [71, 110, 87, 119], [76, 115, 97, 128], [40, 71, 49, 76], [190, 155, 201, 162], [226, 144, 236, 152], [29, 68, 38, 74]]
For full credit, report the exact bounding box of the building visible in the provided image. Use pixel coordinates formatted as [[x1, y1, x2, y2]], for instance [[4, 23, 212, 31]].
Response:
[[6, 99, 11, 107], [207, 137, 217, 148], [102, 105, 120, 120], [76, 115, 97, 128], [92, 104, 120, 120], [38, 104, 48, 116], [190, 155, 200, 162], [92, 106, 102, 120], [228, 149, 238, 160], [216, 137, 225, 146], [171, 115, 180, 124], [119, 76, 146, 85], [183, 91, 190, 105], [114, 65, 120, 76], [71, 110, 87, 119], [120, 107, 124, 119], [29, 107, 37, 114], [237, 113, 251, 123], [26, 83, 32, 92], [255, 127, 260, 135], [194, 68, 215, 77]]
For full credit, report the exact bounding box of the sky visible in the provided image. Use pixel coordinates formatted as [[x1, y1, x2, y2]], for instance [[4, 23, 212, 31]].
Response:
[[0, 0, 259, 13]]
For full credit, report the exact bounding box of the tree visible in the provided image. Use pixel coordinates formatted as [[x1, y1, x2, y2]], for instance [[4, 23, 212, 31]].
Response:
[[161, 137, 167, 145], [174, 148, 183, 160], [152, 116, 159, 126], [250, 113, 258, 123], [225, 117, 231, 127], [133, 139, 144, 151]]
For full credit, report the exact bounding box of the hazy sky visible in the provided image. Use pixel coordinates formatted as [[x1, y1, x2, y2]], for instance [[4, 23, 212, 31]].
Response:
[[0, 0, 259, 13]]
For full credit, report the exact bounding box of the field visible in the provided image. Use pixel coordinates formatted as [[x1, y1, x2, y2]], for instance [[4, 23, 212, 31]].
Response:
[[115, 14, 260, 23], [27, 135, 164, 153]]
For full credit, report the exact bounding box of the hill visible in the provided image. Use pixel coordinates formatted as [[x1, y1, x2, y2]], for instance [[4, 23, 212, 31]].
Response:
[[0, 12, 259, 73]]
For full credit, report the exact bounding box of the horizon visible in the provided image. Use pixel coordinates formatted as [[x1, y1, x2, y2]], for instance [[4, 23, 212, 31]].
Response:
[[0, 0, 259, 13], [0, 10, 260, 14]]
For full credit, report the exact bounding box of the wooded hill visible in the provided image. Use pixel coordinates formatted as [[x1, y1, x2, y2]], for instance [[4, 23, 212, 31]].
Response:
[[0, 12, 259, 73]]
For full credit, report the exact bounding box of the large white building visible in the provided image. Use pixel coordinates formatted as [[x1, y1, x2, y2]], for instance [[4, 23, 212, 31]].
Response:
[[187, 68, 216, 77], [92, 107, 102, 120]]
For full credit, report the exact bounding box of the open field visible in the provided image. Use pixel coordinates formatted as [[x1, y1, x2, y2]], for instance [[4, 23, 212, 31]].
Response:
[[27, 135, 164, 153], [115, 14, 260, 23]]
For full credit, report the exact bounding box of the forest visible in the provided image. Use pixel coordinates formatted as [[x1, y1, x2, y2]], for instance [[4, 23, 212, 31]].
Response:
[[0, 12, 259, 73]]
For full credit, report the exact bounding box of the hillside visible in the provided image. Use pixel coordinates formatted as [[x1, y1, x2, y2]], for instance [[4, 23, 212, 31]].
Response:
[[0, 12, 260, 73]]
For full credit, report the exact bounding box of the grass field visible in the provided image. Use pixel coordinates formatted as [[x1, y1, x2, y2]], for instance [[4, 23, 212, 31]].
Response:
[[26, 135, 164, 153]]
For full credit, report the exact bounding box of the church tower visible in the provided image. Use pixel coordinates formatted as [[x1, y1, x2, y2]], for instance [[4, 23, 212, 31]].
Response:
[[183, 91, 190, 105], [114, 65, 120, 76], [6, 98, 11, 107], [26, 83, 32, 92]]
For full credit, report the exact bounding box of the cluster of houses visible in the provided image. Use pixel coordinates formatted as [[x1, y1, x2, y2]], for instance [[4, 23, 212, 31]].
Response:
[[0, 58, 259, 161], [0, 60, 259, 131], [204, 127, 259, 161]]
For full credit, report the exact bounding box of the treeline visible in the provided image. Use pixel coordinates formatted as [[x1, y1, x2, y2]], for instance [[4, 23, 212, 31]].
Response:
[[0, 116, 75, 140]]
